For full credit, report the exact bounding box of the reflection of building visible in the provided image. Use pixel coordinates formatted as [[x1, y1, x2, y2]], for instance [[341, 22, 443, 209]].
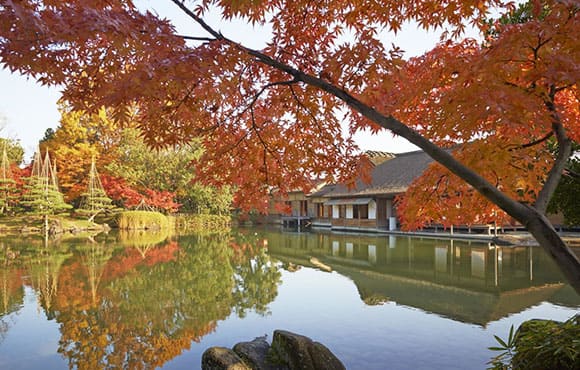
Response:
[[265, 230, 580, 326]]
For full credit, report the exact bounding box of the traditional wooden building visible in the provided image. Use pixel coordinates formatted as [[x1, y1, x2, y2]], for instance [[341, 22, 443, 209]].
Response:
[[311, 150, 433, 231]]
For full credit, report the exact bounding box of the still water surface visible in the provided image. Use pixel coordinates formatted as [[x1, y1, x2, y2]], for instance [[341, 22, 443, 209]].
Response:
[[0, 227, 578, 369]]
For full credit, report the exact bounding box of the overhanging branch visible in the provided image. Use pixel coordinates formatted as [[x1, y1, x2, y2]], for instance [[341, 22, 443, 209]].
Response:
[[508, 131, 553, 151], [534, 86, 573, 213], [167, 0, 533, 224]]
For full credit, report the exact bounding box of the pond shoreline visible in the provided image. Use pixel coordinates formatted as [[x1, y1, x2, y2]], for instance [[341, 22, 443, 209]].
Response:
[[306, 226, 580, 247], [0, 216, 110, 236]]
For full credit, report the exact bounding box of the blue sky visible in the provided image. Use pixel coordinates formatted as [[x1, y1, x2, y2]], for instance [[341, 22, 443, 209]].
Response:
[[0, 2, 482, 162]]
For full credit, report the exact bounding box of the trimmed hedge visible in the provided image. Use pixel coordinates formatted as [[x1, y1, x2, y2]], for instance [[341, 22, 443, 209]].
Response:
[[117, 211, 173, 230]]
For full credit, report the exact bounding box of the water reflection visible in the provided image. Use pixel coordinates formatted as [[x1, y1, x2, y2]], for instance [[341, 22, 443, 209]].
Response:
[[262, 229, 579, 326], [0, 229, 577, 369], [0, 231, 282, 369]]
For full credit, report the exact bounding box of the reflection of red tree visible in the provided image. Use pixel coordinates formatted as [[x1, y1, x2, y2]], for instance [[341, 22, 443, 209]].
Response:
[[54, 242, 180, 311], [53, 240, 223, 369], [141, 241, 180, 266], [55, 260, 95, 311], [229, 239, 268, 265], [102, 242, 179, 280], [0, 267, 24, 315]]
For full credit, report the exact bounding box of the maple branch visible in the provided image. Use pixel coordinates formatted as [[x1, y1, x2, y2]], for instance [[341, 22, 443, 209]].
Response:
[[246, 82, 287, 179], [170, 0, 532, 221], [428, 175, 447, 199], [249, 105, 271, 183], [169, 0, 580, 292], [169, 1, 225, 41], [507, 131, 553, 151], [534, 86, 572, 213], [175, 34, 216, 42], [288, 85, 337, 152], [251, 79, 299, 105], [255, 59, 532, 220]]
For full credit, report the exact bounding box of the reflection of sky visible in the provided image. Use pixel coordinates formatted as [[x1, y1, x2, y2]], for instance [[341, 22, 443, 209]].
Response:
[[0, 267, 577, 370], [0, 287, 65, 370], [165, 267, 579, 370]]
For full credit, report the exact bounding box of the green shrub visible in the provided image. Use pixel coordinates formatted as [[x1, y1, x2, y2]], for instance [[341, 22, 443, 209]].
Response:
[[489, 315, 580, 370], [117, 211, 172, 230]]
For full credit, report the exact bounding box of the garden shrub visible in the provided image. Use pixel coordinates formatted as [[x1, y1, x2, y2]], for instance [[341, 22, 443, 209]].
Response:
[[489, 315, 579, 370], [117, 211, 172, 230]]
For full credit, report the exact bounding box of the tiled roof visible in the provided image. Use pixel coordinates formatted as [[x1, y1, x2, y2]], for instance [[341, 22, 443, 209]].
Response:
[[309, 183, 338, 198], [364, 150, 395, 166], [322, 150, 434, 198]]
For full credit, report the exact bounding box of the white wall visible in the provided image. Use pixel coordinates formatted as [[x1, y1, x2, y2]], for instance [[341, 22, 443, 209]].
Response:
[[346, 205, 353, 219], [369, 200, 377, 219], [332, 205, 339, 218]]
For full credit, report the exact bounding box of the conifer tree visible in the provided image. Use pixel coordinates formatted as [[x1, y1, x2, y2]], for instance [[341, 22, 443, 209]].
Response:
[[21, 150, 72, 230], [77, 156, 116, 221], [0, 144, 17, 215]]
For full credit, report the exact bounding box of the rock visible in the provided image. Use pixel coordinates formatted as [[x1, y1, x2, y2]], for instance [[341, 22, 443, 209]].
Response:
[[309, 257, 332, 272], [286, 262, 301, 272], [233, 337, 288, 370], [271, 330, 345, 370], [271, 330, 316, 370], [203, 331, 344, 370], [202, 347, 252, 370], [309, 342, 345, 370]]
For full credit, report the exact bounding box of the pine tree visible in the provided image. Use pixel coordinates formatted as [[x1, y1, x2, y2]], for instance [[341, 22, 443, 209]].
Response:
[[77, 156, 116, 221], [20, 150, 72, 229], [0, 144, 18, 215]]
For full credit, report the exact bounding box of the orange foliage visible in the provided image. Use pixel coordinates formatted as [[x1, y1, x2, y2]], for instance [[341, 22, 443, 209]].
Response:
[[0, 0, 577, 222], [102, 242, 179, 281]]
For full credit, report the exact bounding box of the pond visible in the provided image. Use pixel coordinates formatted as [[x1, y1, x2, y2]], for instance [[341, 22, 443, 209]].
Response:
[[0, 227, 578, 369]]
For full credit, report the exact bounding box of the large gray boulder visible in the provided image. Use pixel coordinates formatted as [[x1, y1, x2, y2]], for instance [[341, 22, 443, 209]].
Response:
[[202, 331, 344, 370], [202, 347, 252, 370], [233, 337, 288, 370], [270, 330, 345, 370]]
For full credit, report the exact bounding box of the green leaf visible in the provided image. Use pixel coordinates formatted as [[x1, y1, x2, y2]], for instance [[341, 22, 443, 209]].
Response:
[[507, 325, 514, 346], [488, 346, 508, 351], [494, 335, 508, 348]]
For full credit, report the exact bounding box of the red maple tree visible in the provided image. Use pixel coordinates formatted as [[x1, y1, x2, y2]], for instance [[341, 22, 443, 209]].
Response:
[[0, 0, 578, 290]]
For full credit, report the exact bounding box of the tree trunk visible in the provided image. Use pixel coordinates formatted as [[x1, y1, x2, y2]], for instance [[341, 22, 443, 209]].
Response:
[[522, 207, 580, 294], [171, 4, 580, 294]]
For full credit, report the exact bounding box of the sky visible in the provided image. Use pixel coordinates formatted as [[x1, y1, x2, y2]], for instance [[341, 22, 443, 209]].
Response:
[[0, 1, 482, 162]]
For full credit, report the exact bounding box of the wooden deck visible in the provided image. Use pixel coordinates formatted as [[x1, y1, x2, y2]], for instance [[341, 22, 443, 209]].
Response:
[[281, 216, 312, 231]]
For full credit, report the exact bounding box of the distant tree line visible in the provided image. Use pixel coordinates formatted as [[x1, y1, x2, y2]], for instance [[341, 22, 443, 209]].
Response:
[[0, 105, 233, 217]]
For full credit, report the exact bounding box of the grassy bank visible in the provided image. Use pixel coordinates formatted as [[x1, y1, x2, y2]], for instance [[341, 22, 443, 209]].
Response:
[[0, 215, 108, 235]]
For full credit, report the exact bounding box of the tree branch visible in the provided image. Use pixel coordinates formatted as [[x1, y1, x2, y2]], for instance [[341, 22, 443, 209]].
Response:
[[175, 34, 216, 42], [508, 131, 553, 151], [534, 85, 573, 213], [168, 0, 533, 224]]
